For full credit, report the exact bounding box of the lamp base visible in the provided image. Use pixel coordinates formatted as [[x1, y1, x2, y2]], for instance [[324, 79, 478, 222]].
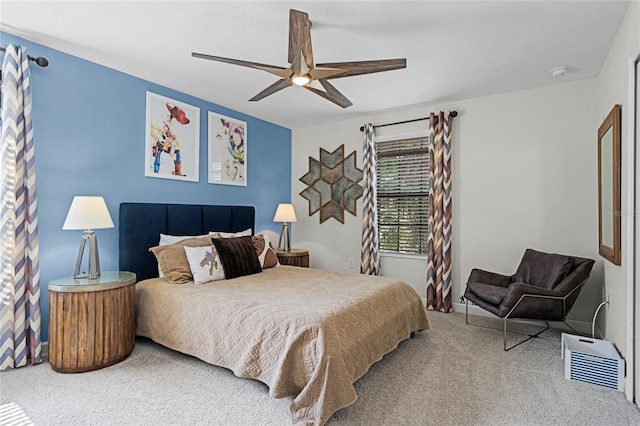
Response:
[[277, 223, 291, 252], [74, 230, 101, 279]]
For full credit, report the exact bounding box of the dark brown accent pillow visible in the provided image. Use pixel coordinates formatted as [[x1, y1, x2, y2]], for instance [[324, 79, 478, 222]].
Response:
[[211, 236, 262, 279]]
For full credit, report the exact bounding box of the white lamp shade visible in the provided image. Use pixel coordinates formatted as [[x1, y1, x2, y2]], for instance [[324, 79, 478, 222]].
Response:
[[62, 196, 115, 230], [273, 203, 297, 223]]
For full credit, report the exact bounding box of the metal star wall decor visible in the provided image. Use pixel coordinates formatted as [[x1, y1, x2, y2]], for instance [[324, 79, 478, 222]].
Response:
[[299, 145, 364, 223]]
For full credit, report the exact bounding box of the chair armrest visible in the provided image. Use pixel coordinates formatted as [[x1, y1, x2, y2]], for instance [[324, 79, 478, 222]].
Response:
[[498, 282, 565, 320], [468, 269, 512, 288]]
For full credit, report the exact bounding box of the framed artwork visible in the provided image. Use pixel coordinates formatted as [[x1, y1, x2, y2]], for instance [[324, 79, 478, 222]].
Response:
[[145, 91, 200, 182], [208, 111, 247, 186]]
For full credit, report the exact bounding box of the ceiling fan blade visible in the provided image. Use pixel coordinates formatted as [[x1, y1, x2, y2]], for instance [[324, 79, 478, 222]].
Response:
[[249, 79, 292, 102], [289, 9, 314, 68], [309, 67, 346, 80], [314, 58, 406, 79], [304, 79, 352, 108], [192, 52, 291, 79], [192, 52, 283, 70]]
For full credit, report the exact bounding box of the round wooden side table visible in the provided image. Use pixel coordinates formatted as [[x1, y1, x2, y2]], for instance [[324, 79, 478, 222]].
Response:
[[48, 271, 136, 373], [276, 248, 310, 267]]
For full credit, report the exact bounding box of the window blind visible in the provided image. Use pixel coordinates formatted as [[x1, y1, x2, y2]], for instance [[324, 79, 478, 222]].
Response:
[[376, 136, 430, 254]]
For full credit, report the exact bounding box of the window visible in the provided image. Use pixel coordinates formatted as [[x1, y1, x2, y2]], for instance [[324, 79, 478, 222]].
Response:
[[376, 134, 429, 255]]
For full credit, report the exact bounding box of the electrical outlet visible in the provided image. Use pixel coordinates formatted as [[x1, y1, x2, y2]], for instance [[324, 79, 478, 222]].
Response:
[[607, 294, 611, 310], [347, 258, 355, 269], [601, 287, 606, 302]]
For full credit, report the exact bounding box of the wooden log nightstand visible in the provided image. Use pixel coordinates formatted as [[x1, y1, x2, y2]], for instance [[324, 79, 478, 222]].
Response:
[[276, 249, 309, 267], [48, 271, 136, 373]]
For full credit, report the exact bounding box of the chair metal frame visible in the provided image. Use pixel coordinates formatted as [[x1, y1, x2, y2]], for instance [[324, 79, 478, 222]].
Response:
[[465, 277, 589, 351]]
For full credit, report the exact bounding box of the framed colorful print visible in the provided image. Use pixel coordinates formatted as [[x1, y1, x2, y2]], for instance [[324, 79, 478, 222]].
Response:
[[145, 91, 200, 182], [208, 112, 247, 186]]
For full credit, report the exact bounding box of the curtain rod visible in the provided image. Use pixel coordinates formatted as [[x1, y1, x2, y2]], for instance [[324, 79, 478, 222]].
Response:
[[359, 110, 458, 132], [0, 47, 49, 68]]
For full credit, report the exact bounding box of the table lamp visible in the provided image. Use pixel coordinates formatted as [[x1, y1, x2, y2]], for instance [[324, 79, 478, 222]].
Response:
[[273, 203, 297, 252], [63, 196, 114, 279]]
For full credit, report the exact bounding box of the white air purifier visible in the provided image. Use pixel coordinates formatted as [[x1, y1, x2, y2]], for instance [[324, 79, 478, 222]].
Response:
[[561, 333, 624, 391]]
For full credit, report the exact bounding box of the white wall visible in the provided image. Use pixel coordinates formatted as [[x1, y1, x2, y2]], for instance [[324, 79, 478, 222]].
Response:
[[594, 0, 640, 360], [292, 78, 600, 322]]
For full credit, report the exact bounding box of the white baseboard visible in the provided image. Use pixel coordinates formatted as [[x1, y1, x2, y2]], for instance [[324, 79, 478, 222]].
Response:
[[42, 341, 48, 362], [420, 300, 602, 338]]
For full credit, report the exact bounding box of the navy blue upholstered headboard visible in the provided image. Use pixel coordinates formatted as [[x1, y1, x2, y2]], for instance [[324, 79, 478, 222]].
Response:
[[119, 203, 255, 281]]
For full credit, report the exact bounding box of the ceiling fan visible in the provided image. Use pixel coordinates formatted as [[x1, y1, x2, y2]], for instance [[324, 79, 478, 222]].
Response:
[[192, 9, 406, 108]]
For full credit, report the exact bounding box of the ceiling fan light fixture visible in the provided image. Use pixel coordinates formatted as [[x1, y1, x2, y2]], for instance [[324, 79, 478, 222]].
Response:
[[192, 9, 406, 108], [292, 74, 311, 86]]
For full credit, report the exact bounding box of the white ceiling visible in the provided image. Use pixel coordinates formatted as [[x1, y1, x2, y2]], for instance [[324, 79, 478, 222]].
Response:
[[0, 1, 631, 129]]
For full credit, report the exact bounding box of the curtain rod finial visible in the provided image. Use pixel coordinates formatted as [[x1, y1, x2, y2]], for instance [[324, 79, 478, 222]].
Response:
[[34, 57, 49, 67]]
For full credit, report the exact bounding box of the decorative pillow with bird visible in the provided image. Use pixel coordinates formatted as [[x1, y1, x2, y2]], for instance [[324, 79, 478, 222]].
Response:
[[184, 245, 226, 285]]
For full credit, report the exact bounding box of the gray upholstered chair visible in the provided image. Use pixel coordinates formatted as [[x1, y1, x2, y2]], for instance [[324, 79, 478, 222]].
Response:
[[464, 248, 595, 350]]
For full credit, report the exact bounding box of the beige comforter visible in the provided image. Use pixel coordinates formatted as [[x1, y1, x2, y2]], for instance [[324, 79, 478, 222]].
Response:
[[135, 266, 429, 425]]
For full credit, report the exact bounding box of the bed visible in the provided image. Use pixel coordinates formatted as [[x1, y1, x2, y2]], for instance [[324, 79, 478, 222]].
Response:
[[119, 202, 429, 425]]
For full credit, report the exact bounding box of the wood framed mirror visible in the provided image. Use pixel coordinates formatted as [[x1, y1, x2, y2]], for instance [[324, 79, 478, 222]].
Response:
[[598, 104, 621, 265]]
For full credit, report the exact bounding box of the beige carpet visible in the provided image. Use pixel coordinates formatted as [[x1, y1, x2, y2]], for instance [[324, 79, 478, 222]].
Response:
[[1, 312, 639, 425]]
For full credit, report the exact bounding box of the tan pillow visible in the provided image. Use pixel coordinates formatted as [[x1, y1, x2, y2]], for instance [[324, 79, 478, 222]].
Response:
[[149, 236, 214, 284], [157, 232, 219, 277]]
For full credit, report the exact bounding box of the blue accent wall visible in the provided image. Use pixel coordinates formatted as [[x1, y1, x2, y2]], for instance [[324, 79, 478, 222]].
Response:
[[0, 32, 292, 341]]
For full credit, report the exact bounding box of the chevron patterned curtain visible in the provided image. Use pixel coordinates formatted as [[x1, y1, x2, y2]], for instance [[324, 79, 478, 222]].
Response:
[[360, 123, 380, 275], [426, 111, 453, 312], [0, 45, 42, 370]]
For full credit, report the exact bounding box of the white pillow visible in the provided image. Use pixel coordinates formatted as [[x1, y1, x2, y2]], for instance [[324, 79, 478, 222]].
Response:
[[157, 232, 218, 277], [184, 245, 225, 285], [215, 228, 252, 238]]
